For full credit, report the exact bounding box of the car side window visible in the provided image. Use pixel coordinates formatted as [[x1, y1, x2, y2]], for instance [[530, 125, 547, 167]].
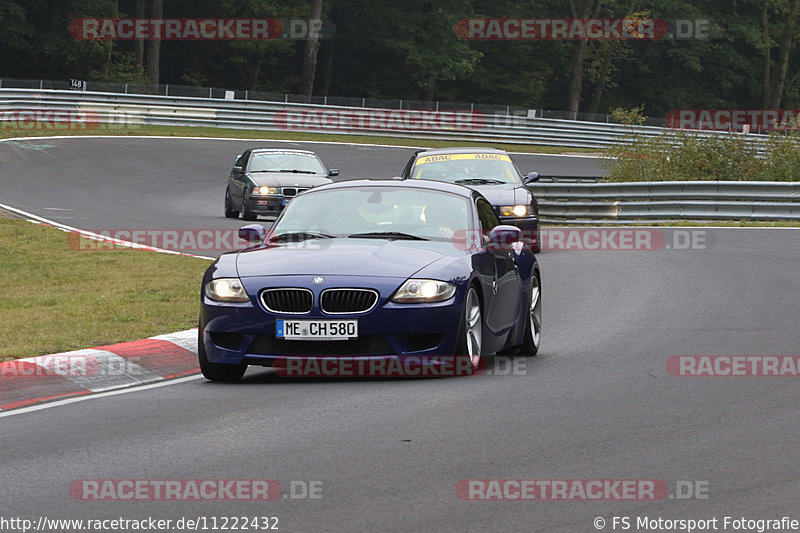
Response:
[[237, 151, 251, 170], [476, 198, 500, 232], [402, 156, 416, 178]]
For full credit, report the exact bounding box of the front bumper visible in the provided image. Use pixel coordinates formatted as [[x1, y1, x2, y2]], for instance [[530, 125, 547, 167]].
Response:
[[200, 275, 466, 367], [247, 194, 287, 216]]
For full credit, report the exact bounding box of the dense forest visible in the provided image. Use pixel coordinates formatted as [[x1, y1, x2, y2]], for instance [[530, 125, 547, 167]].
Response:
[[2, 0, 800, 117]]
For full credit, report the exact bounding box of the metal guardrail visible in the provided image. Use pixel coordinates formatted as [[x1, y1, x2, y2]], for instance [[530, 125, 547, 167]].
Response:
[[0, 88, 770, 149], [0, 76, 673, 126], [529, 181, 800, 222]]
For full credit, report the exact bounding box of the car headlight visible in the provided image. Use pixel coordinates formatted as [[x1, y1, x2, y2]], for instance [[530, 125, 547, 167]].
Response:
[[500, 205, 533, 217], [206, 278, 250, 302], [391, 279, 456, 303], [253, 186, 281, 196]]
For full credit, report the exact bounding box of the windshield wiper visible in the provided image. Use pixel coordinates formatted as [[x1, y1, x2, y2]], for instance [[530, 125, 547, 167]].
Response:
[[268, 231, 335, 242], [347, 232, 429, 241], [250, 169, 317, 174], [455, 178, 506, 185]]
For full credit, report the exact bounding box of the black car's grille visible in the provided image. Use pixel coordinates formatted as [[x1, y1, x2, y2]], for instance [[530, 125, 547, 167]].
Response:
[[261, 289, 313, 314], [248, 335, 395, 356], [320, 289, 379, 314], [281, 187, 309, 197]]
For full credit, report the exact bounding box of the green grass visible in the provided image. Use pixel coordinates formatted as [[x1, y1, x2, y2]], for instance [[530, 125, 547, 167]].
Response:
[[0, 215, 210, 360], [0, 124, 600, 155]]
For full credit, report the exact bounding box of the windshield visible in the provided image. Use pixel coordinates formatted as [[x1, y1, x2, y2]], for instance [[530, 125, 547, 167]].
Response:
[[410, 153, 522, 184], [272, 187, 472, 241], [249, 152, 327, 174]]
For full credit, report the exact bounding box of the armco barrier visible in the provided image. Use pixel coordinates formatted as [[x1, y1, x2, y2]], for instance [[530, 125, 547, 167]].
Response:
[[528, 181, 800, 223], [0, 88, 772, 149]]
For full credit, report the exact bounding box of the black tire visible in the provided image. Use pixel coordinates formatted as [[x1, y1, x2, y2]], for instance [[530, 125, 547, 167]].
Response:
[[519, 270, 542, 356], [241, 190, 257, 221], [198, 327, 246, 382], [224, 188, 240, 218], [454, 286, 483, 374]]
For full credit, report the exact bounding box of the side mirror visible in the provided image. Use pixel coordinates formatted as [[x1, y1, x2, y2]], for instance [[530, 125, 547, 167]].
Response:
[[328, 169, 339, 177], [487, 225, 522, 252], [238, 224, 267, 243], [232, 166, 244, 175], [524, 172, 539, 184]]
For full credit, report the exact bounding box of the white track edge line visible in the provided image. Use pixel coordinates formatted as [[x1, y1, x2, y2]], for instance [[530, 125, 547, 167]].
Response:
[[0, 202, 215, 260]]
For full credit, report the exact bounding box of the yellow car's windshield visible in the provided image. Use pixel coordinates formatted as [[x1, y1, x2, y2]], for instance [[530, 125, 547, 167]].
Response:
[[410, 153, 520, 184]]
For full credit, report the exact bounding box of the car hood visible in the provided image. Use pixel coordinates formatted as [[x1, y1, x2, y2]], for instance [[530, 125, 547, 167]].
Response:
[[467, 183, 529, 206], [248, 173, 332, 187], [235, 239, 464, 279]]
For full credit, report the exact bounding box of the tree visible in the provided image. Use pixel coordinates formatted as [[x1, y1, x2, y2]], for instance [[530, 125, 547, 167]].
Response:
[[145, 0, 162, 86], [300, 0, 324, 98], [566, 0, 603, 115]]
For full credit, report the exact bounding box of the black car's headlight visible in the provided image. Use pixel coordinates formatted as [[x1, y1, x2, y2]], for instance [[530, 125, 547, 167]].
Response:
[[206, 278, 250, 302], [499, 205, 533, 217], [391, 279, 456, 303], [253, 186, 281, 196]]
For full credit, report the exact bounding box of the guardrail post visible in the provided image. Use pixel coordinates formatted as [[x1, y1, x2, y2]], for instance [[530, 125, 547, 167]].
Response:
[[362, 97, 365, 107], [245, 90, 248, 100], [399, 99, 403, 110], [209, 87, 213, 98], [40, 80, 43, 90], [124, 83, 128, 94], [165, 84, 169, 96]]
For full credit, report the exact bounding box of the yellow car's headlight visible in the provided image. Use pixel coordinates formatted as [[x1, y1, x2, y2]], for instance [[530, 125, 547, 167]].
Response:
[[391, 279, 456, 303], [206, 278, 250, 302], [500, 205, 533, 217]]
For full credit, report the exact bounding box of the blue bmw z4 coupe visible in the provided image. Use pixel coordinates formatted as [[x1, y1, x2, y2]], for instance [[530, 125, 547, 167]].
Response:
[[198, 179, 542, 381]]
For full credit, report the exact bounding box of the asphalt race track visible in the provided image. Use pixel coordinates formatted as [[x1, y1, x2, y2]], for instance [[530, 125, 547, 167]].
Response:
[[0, 137, 603, 238], [1, 137, 799, 532]]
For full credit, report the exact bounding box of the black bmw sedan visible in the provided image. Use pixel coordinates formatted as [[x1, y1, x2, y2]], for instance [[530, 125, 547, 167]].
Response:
[[225, 148, 339, 220]]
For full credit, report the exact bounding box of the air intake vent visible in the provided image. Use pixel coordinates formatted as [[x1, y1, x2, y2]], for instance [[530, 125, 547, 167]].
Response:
[[320, 289, 379, 314], [282, 187, 309, 197], [261, 288, 313, 314]]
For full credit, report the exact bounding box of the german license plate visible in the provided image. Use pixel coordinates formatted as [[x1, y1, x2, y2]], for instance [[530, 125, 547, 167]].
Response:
[[276, 319, 358, 341]]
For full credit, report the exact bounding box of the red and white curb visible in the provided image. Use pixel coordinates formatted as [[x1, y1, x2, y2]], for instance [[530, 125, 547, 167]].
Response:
[[0, 329, 199, 412]]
